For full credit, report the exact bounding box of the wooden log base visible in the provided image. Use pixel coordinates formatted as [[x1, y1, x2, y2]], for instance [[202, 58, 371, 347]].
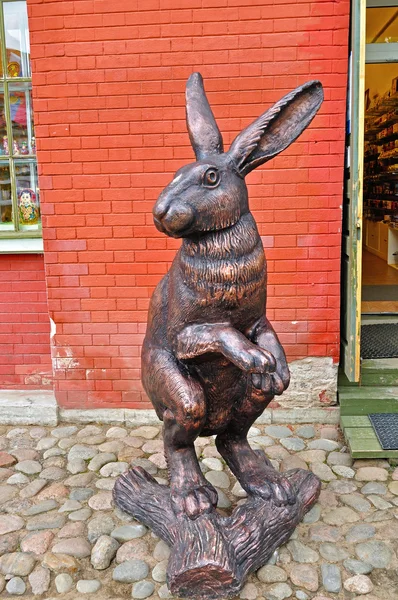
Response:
[[113, 466, 321, 599]]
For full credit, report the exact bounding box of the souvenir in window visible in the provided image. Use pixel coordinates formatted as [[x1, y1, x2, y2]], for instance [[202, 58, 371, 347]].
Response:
[[18, 187, 39, 225]]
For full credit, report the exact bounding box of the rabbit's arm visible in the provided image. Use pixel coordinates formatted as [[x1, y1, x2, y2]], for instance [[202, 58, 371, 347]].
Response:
[[251, 317, 290, 395], [175, 323, 276, 373]]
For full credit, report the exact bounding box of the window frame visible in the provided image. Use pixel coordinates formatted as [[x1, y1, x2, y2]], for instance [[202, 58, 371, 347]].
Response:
[[0, 0, 41, 244]]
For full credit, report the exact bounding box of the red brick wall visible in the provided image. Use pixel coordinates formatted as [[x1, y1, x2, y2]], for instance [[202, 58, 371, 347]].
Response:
[[0, 254, 52, 389], [27, 0, 350, 409]]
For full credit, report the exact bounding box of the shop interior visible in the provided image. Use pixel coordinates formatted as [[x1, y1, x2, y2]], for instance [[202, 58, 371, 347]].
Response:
[[338, 5, 398, 459], [362, 7, 398, 315]]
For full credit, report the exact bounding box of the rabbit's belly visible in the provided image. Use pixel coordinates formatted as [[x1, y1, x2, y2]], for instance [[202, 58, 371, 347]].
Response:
[[193, 360, 246, 435]]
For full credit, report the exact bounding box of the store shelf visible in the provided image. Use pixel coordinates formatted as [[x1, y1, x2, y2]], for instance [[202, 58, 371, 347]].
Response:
[[379, 150, 398, 161], [364, 171, 398, 181], [364, 85, 398, 226], [377, 132, 398, 144]]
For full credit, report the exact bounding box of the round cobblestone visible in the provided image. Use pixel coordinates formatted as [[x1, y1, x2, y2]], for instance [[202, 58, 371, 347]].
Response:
[[280, 437, 305, 451], [76, 578, 102, 593], [15, 460, 42, 475], [0, 552, 36, 576], [55, 572, 74, 593], [132, 580, 155, 599], [289, 564, 319, 592], [344, 574, 373, 594], [152, 559, 168, 582], [113, 559, 149, 583], [343, 558, 374, 575], [265, 426, 293, 439], [355, 540, 393, 568], [321, 564, 341, 594], [6, 576, 26, 595], [296, 425, 315, 439], [257, 565, 287, 583], [205, 470, 230, 489]]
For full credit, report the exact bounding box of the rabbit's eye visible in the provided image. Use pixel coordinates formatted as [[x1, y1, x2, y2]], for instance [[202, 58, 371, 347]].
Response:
[[203, 168, 220, 187]]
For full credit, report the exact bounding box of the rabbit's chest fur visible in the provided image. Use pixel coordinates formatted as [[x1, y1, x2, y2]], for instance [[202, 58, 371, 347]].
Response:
[[172, 213, 266, 330]]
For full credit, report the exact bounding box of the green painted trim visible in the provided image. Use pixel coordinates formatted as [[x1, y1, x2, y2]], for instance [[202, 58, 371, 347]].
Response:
[[350, 448, 398, 458], [338, 368, 360, 387], [341, 0, 366, 383]]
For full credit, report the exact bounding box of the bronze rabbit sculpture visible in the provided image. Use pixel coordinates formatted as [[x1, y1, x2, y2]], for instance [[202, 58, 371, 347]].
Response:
[[141, 73, 324, 520], [114, 73, 324, 598]]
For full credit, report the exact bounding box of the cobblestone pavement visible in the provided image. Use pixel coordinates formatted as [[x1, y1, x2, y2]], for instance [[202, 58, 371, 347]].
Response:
[[0, 422, 396, 599]]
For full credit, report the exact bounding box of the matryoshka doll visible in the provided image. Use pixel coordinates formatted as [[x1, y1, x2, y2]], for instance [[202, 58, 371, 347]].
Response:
[[20, 140, 29, 155], [18, 188, 39, 226]]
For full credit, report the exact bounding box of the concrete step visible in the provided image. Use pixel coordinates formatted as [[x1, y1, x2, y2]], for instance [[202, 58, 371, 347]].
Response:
[[341, 415, 398, 459], [360, 358, 398, 386], [339, 386, 398, 416], [0, 390, 57, 425]]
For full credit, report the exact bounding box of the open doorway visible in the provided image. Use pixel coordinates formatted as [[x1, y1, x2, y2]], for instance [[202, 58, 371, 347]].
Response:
[[363, 56, 398, 314], [340, 0, 398, 375], [339, 0, 398, 458], [361, 4, 398, 361]]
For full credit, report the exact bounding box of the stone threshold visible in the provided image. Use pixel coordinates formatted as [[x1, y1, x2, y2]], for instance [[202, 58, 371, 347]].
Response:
[[0, 390, 58, 426], [0, 390, 340, 426]]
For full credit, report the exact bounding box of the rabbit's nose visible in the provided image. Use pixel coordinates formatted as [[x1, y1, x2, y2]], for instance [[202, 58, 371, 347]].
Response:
[[162, 204, 195, 235], [153, 200, 169, 221]]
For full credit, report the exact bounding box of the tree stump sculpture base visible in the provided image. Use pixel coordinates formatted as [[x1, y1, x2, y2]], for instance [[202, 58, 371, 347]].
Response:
[[113, 466, 321, 599]]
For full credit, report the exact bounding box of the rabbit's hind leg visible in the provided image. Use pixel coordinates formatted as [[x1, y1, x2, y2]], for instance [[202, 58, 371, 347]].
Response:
[[163, 408, 218, 519], [142, 347, 217, 519], [215, 386, 296, 506]]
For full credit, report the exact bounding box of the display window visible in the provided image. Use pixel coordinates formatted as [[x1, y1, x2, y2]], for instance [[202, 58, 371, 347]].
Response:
[[0, 0, 40, 240]]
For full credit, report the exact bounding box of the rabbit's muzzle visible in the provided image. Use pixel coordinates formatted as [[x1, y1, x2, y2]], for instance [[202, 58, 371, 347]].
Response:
[[153, 198, 195, 238]]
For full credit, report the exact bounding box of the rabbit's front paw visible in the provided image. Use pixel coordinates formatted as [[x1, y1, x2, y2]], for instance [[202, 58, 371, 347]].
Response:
[[251, 370, 288, 396], [221, 341, 276, 375], [171, 482, 218, 519]]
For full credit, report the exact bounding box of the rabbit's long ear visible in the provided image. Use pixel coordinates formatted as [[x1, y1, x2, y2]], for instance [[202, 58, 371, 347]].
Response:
[[228, 80, 323, 177], [186, 73, 224, 160]]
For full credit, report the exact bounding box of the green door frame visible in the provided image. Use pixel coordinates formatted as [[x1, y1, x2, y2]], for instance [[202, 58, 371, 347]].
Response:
[[341, 0, 366, 382]]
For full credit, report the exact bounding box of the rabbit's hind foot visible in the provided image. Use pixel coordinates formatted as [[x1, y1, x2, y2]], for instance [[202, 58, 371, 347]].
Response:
[[171, 481, 218, 520], [217, 435, 296, 507], [242, 467, 296, 507]]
